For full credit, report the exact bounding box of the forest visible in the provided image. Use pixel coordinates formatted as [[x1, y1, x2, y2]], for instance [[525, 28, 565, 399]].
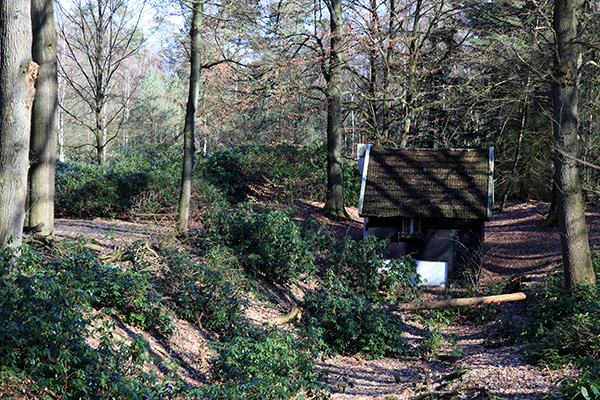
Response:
[[0, 0, 600, 398]]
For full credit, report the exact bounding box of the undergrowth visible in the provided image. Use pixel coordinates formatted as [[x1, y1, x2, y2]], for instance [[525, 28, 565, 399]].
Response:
[[493, 251, 600, 367], [200, 327, 332, 399], [0, 244, 185, 399], [198, 142, 360, 206], [551, 358, 600, 400], [324, 235, 421, 302], [31, 142, 506, 397], [0, 237, 342, 398], [203, 204, 317, 285], [149, 244, 250, 337], [301, 288, 411, 359], [55, 143, 361, 221]]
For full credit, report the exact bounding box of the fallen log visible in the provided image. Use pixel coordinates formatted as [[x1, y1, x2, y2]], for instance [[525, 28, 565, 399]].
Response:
[[268, 293, 528, 325], [391, 292, 528, 312]]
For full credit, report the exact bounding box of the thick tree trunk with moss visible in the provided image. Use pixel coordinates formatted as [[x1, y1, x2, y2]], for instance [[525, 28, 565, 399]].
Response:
[[324, 86, 349, 218], [0, 0, 38, 248], [552, 0, 596, 288], [177, 0, 202, 235], [27, 0, 58, 237]]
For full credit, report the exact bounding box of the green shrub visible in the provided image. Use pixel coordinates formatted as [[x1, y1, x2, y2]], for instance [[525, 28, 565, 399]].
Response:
[[302, 288, 411, 359], [55, 161, 148, 219], [553, 358, 600, 400], [200, 148, 258, 203], [199, 143, 361, 205], [151, 246, 250, 337], [261, 142, 327, 201], [523, 285, 600, 366], [194, 178, 229, 218], [240, 142, 327, 202], [59, 246, 174, 337], [56, 145, 191, 219], [498, 261, 600, 366], [204, 203, 317, 285], [202, 328, 331, 400], [55, 161, 102, 216], [115, 146, 228, 219], [0, 245, 182, 399], [57, 143, 361, 220], [113, 145, 184, 216], [259, 141, 360, 206], [324, 235, 420, 302], [413, 310, 461, 357]]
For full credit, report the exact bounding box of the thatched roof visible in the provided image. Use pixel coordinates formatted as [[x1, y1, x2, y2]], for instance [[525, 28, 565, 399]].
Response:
[[358, 146, 493, 220]]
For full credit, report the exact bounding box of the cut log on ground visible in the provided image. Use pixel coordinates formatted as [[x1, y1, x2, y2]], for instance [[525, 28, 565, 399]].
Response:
[[391, 292, 528, 312]]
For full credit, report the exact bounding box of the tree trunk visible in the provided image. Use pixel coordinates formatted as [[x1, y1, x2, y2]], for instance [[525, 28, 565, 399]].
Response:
[[401, 0, 423, 148], [0, 0, 38, 248], [93, 3, 106, 166], [500, 76, 530, 212], [552, 0, 596, 288], [177, 0, 202, 235], [392, 292, 528, 312], [28, 0, 58, 237], [57, 74, 65, 162], [381, 0, 395, 143], [322, 0, 350, 219], [366, 0, 378, 140], [542, 167, 560, 227]]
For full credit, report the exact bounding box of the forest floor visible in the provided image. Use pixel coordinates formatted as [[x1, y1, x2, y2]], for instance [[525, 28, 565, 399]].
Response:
[[54, 201, 600, 400]]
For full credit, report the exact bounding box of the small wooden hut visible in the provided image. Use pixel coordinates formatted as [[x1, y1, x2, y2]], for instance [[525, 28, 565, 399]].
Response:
[[357, 145, 494, 284]]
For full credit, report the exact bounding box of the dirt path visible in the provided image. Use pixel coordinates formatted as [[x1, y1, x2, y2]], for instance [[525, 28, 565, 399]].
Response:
[[55, 218, 175, 247], [484, 202, 600, 284]]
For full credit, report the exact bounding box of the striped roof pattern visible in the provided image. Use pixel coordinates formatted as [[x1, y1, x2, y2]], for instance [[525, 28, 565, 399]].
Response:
[[359, 147, 492, 220]]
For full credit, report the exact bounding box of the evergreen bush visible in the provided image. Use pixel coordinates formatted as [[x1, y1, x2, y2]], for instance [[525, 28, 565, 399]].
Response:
[[201, 328, 331, 399], [496, 254, 600, 366], [0, 245, 182, 399], [554, 358, 600, 400], [199, 143, 361, 205], [324, 235, 420, 302], [199, 147, 258, 203], [55, 161, 148, 219], [56, 143, 361, 220], [204, 203, 317, 285], [152, 246, 250, 337], [302, 288, 411, 359]]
